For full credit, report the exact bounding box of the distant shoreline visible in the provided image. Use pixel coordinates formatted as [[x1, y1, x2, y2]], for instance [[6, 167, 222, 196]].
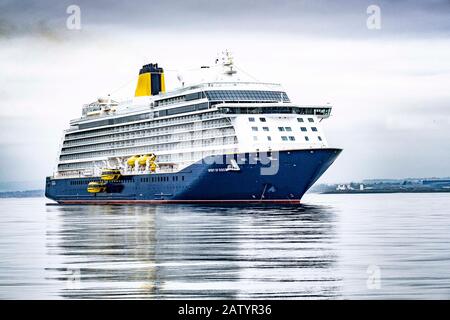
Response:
[[310, 178, 450, 194], [0, 190, 44, 198]]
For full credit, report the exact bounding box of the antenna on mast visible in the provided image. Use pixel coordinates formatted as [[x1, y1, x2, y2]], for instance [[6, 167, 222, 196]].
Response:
[[216, 50, 237, 76]]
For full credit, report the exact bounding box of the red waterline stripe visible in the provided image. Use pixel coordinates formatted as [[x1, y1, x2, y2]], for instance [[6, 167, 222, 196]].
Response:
[[57, 199, 301, 205]]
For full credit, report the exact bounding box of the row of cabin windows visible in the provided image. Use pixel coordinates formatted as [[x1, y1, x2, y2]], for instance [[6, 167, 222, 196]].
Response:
[[78, 102, 210, 130], [248, 117, 314, 123], [62, 125, 235, 155], [60, 135, 237, 161], [69, 176, 185, 185], [297, 118, 315, 123], [58, 143, 237, 171], [140, 176, 185, 183], [252, 126, 270, 132], [70, 179, 134, 185], [68, 116, 228, 147], [281, 136, 322, 142], [253, 126, 318, 132], [249, 117, 266, 122], [71, 180, 90, 185], [67, 111, 221, 141], [253, 136, 323, 142], [301, 127, 318, 132], [278, 127, 318, 132]]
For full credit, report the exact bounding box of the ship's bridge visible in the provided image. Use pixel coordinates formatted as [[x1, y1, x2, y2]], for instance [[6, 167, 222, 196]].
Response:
[[215, 103, 332, 119]]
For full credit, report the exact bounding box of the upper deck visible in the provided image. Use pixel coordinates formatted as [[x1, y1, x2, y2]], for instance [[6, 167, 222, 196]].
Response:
[[51, 52, 336, 179], [68, 81, 330, 136]]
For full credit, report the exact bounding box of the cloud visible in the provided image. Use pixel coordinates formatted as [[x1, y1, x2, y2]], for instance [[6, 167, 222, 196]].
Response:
[[1, 0, 450, 39]]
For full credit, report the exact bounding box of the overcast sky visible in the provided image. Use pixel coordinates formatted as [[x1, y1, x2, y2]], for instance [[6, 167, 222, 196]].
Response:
[[0, 0, 449, 189]]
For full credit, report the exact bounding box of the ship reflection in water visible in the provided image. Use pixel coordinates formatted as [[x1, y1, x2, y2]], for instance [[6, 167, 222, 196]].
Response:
[[45, 203, 341, 299], [1, 193, 449, 299]]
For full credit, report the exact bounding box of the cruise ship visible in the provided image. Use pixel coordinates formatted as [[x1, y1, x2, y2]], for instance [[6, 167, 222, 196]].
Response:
[[45, 52, 342, 204]]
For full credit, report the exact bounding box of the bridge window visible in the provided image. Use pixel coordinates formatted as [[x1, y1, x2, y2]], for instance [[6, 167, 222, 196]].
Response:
[[305, 136, 309, 141], [263, 127, 269, 131], [218, 106, 330, 116], [281, 136, 288, 141], [267, 136, 272, 141], [300, 127, 307, 132], [205, 90, 290, 102], [251, 126, 258, 131], [318, 136, 322, 141], [311, 127, 318, 132], [308, 118, 314, 123], [278, 127, 285, 131], [259, 117, 266, 122], [289, 136, 296, 141], [249, 117, 255, 122], [297, 118, 304, 122]]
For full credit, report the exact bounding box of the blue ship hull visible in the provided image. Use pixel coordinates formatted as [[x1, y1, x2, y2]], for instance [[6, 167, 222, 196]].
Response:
[[45, 148, 341, 204]]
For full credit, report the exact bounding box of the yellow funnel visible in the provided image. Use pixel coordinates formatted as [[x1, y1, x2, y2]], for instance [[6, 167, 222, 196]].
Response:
[[134, 63, 165, 97]]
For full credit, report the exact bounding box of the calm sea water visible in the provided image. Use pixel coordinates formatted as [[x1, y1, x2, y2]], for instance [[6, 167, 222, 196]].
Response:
[[0, 193, 449, 299]]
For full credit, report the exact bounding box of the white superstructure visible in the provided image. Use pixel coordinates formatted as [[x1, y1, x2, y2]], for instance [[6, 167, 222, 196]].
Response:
[[54, 52, 332, 179]]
